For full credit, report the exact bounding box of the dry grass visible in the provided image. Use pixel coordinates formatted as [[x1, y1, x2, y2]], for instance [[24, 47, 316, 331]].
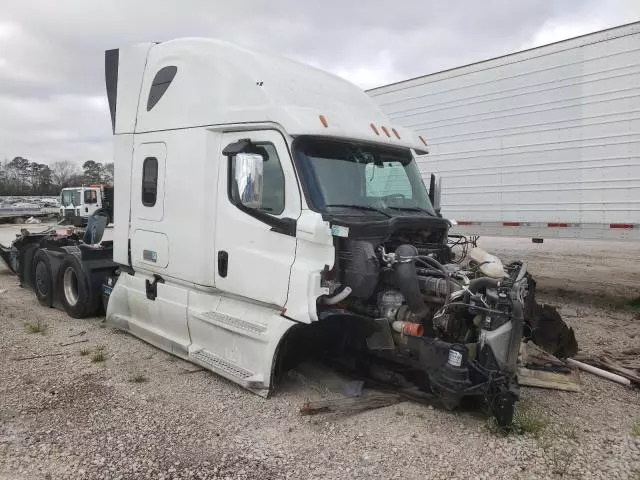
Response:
[[128, 374, 148, 384], [25, 321, 47, 334], [513, 405, 548, 437], [90, 350, 106, 363]]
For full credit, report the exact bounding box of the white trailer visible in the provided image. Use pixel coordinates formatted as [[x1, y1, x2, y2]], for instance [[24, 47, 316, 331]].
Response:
[[369, 21, 640, 241]]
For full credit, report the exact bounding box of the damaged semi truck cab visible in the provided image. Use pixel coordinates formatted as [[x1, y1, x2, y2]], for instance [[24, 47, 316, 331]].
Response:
[[98, 39, 524, 423]]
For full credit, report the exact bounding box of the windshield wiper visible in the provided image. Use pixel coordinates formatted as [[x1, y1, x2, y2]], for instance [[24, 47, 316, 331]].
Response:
[[325, 204, 392, 218], [386, 206, 433, 216]]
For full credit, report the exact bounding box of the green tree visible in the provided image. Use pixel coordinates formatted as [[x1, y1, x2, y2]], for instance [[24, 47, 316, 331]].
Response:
[[82, 160, 104, 184], [7, 157, 31, 193], [103, 162, 114, 184], [34, 164, 54, 194]]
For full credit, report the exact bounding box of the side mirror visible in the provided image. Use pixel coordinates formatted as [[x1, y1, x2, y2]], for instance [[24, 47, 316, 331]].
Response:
[[428, 173, 442, 215], [234, 153, 264, 209]]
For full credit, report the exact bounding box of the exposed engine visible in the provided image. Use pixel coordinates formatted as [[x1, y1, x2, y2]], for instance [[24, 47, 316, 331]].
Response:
[[315, 228, 576, 426]]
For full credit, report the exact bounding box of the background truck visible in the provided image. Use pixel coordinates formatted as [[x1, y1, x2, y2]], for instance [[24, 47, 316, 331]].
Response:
[[368, 21, 640, 242], [0, 38, 576, 427], [59, 184, 114, 226]]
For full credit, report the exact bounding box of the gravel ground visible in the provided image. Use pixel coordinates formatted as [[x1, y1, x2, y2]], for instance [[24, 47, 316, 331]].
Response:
[[1, 226, 639, 479]]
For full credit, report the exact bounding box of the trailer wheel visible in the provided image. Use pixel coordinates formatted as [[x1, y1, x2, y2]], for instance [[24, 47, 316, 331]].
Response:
[[58, 255, 101, 318], [32, 250, 54, 307]]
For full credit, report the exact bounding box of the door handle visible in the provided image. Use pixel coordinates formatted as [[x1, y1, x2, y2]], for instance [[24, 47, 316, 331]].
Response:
[[218, 251, 228, 277]]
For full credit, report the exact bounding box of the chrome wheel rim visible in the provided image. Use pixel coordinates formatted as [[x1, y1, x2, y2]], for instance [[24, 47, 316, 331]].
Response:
[[63, 267, 79, 306], [35, 262, 49, 295]]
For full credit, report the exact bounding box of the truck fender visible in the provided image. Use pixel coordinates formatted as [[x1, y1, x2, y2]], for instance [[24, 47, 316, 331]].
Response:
[[268, 322, 307, 396]]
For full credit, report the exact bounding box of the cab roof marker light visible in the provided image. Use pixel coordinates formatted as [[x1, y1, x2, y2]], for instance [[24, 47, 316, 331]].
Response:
[[392, 128, 401, 139], [370, 123, 379, 135], [381, 126, 390, 137], [319, 115, 329, 128]]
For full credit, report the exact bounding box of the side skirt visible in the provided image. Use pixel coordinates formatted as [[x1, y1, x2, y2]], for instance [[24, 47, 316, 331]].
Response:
[[106, 273, 297, 397]]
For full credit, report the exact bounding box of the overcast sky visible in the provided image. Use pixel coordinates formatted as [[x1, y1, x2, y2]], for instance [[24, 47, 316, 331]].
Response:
[[1, 0, 639, 167]]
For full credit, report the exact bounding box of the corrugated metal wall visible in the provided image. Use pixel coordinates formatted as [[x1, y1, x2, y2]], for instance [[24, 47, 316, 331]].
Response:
[[369, 22, 640, 225]]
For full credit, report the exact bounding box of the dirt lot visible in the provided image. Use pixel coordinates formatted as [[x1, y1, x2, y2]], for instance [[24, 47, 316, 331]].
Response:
[[1, 224, 639, 479]]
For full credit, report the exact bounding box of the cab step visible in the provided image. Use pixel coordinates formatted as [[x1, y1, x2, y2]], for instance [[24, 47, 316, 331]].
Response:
[[190, 348, 266, 395]]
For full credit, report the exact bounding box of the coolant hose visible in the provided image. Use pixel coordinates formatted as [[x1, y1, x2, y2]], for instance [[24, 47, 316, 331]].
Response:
[[468, 277, 500, 293], [416, 255, 447, 272], [323, 286, 352, 305], [416, 268, 445, 277], [417, 254, 455, 301], [394, 245, 430, 320]]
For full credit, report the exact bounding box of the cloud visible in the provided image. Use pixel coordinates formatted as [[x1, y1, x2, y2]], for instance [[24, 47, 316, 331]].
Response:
[[0, 0, 637, 166], [523, 0, 640, 48]]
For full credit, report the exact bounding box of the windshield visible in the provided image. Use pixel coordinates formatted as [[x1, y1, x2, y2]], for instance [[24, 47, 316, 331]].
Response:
[[60, 189, 81, 207], [293, 137, 435, 216]]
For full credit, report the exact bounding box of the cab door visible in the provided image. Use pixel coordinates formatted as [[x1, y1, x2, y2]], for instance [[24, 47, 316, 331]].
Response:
[[214, 130, 300, 307], [82, 188, 101, 217]]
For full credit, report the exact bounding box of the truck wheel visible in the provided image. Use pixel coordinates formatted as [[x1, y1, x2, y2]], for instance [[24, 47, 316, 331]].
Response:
[[33, 250, 54, 307], [58, 255, 101, 318]]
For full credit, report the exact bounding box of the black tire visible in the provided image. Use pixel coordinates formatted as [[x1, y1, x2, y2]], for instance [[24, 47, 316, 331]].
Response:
[[58, 254, 101, 318], [32, 250, 54, 307], [492, 393, 516, 429]]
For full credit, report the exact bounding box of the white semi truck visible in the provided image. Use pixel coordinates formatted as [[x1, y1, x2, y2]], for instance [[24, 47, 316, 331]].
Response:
[[0, 38, 576, 426], [369, 21, 640, 242]]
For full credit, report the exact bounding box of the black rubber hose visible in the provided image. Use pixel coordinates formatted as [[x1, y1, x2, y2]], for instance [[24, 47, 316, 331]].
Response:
[[468, 277, 500, 293], [416, 255, 447, 272], [394, 245, 430, 319], [416, 254, 455, 300], [415, 267, 445, 277]]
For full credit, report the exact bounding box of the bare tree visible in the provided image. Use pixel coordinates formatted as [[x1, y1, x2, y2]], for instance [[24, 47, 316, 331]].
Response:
[[51, 160, 80, 188]]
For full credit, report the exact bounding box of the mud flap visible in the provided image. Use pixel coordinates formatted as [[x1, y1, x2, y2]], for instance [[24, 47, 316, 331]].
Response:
[[522, 272, 578, 358], [0, 243, 17, 273]]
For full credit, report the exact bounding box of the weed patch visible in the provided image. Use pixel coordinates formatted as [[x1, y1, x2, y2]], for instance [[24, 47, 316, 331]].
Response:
[[90, 350, 106, 363], [514, 407, 548, 437], [128, 374, 148, 384], [25, 321, 47, 334]]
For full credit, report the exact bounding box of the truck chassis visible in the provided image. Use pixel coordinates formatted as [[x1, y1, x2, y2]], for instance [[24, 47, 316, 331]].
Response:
[[1, 227, 577, 427], [1, 229, 117, 318]]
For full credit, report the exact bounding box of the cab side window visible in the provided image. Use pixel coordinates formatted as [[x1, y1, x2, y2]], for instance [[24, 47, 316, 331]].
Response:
[[231, 143, 285, 214], [142, 157, 158, 207], [84, 189, 98, 204]]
